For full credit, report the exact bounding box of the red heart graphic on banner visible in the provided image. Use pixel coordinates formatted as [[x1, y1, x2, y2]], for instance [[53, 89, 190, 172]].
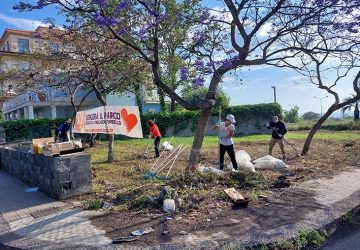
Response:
[[121, 108, 138, 132]]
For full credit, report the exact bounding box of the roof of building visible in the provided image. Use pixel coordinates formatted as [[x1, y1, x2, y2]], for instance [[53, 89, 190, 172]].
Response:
[[0, 26, 64, 48]]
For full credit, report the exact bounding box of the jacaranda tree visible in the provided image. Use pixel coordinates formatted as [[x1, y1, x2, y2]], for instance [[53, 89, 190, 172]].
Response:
[[15, 0, 360, 171]]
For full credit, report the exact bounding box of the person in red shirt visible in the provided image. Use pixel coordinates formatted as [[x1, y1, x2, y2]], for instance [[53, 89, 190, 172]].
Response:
[[147, 120, 161, 158]]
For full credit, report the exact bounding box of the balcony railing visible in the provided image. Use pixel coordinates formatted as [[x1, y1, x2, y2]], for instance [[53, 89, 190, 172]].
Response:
[[2, 87, 83, 112]]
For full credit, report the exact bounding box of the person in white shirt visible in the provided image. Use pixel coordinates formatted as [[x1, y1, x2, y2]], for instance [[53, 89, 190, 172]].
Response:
[[211, 114, 238, 170]]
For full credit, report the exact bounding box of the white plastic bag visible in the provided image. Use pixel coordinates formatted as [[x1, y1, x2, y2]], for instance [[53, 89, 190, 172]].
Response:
[[228, 150, 256, 172], [160, 141, 174, 151], [253, 155, 289, 173], [197, 166, 226, 176]]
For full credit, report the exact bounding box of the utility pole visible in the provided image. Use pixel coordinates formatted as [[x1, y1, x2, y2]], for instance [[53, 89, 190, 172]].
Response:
[[271, 86, 276, 103], [314, 96, 328, 116]]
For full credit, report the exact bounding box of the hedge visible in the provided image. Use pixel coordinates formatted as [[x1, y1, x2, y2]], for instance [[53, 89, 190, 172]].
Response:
[[0, 103, 282, 141], [141, 103, 283, 136]]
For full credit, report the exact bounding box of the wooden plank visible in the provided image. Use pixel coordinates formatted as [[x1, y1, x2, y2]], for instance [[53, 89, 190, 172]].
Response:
[[224, 188, 245, 203]]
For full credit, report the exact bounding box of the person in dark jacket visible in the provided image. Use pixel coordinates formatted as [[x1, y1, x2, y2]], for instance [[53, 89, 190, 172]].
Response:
[[266, 115, 287, 160], [59, 119, 71, 142]]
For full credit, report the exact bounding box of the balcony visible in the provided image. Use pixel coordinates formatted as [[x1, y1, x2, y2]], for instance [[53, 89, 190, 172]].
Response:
[[2, 87, 93, 113]]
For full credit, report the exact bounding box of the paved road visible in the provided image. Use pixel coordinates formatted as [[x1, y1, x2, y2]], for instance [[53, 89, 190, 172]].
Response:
[[322, 222, 360, 250]]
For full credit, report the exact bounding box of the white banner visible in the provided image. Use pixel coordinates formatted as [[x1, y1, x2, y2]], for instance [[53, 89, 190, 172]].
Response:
[[73, 106, 143, 138]]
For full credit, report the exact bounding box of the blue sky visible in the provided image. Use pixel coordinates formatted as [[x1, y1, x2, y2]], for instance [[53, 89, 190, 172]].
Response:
[[0, 0, 356, 115]]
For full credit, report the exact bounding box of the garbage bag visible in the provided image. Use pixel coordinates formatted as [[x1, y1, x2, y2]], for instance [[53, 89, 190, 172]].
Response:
[[228, 150, 256, 172], [160, 141, 174, 151], [253, 155, 289, 173], [197, 165, 226, 176]]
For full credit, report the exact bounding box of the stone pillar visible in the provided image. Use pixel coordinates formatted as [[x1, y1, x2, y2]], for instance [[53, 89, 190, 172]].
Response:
[[16, 109, 21, 120], [28, 105, 34, 120], [24, 107, 29, 119], [11, 111, 15, 120], [51, 105, 57, 119]]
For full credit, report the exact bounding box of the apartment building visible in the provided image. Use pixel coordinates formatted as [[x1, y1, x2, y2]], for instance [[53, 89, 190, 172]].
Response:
[[0, 26, 161, 121]]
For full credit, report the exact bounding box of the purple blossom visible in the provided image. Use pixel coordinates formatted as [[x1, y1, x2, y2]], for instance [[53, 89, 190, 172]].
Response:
[[180, 67, 189, 81], [194, 59, 205, 71], [92, 12, 119, 26], [93, 0, 108, 9], [118, 28, 127, 36], [115, 1, 128, 14], [192, 31, 207, 45], [199, 10, 210, 23], [221, 59, 233, 70], [192, 77, 205, 89]]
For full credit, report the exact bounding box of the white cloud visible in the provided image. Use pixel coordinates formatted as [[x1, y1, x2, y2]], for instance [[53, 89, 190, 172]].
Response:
[[0, 12, 47, 30]]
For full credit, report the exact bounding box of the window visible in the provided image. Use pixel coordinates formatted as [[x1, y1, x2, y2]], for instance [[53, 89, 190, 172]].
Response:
[[2, 41, 10, 51], [18, 38, 30, 53], [49, 43, 59, 54]]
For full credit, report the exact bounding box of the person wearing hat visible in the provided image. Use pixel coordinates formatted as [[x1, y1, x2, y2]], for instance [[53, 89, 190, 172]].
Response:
[[265, 115, 287, 160], [58, 118, 71, 142], [211, 114, 238, 170]]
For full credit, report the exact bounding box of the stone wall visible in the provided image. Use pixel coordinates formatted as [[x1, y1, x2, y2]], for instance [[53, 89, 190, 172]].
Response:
[[0, 143, 92, 200], [165, 117, 270, 137]]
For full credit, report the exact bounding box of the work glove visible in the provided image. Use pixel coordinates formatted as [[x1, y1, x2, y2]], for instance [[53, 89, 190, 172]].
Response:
[[278, 134, 283, 138], [265, 123, 270, 127]]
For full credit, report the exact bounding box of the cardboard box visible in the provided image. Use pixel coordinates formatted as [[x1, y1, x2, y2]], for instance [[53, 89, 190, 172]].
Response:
[[32, 137, 55, 154], [42, 142, 74, 156]]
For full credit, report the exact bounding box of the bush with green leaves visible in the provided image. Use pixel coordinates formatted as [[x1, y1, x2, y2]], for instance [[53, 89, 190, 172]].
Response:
[[0, 118, 67, 142], [284, 106, 300, 123]]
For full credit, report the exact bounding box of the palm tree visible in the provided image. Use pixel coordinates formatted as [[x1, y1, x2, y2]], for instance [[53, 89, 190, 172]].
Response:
[[342, 94, 359, 121]]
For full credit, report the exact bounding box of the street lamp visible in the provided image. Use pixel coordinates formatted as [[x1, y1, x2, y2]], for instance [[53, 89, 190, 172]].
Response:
[[314, 96, 328, 116], [271, 86, 276, 103]]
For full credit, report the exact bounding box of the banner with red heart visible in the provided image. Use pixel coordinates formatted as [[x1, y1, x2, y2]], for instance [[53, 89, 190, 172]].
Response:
[[73, 106, 143, 138], [121, 108, 138, 132]]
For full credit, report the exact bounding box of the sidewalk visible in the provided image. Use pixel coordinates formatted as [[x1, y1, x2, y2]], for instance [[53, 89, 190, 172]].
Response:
[[0, 171, 111, 249], [1, 167, 360, 249]]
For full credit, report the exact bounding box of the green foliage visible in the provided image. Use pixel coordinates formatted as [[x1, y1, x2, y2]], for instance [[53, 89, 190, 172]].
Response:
[[86, 199, 103, 210], [0, 118, 67, 142], [228, 171, 269, 190], [302, 111, 321, 120], [223, 103, 283, 121], [130, 195, 152, 209], [343, 211, 360, 227], [284, 106, 300, 123], [182, 87, 231, 112], [298, 229, 326, 249]]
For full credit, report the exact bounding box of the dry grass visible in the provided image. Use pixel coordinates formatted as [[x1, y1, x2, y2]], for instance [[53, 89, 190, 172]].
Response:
[[65, 131, 360, 213]]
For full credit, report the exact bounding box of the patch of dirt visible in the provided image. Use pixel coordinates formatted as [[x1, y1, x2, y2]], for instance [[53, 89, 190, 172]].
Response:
[[65, 133, 360, 247]]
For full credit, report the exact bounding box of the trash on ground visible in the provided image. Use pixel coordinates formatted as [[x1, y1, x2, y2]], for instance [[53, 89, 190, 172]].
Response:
[[162, 231, 170, 235], [131, 227, 154, 236], [160, 141, 174, 151], [207, 219, 211, 222], [102, 201, 114, 209], [233, 150, 256, 173], [163, 199, 176, 213], [271, 175, 291, 188], [253, 155, 289, 173], [197, 165, 226, 176], [224, 188, 246, 204], [165, 217, 173, 220], [25, 187, 39, 192], [179, 231, 188, 235], [112, 236, 140, 243]]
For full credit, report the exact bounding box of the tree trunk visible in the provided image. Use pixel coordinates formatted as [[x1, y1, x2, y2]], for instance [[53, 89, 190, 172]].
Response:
[[108, 133, 114, 163], [157, 88, 166, 112], [354, 102, 359, 121], [186, 107, 212, 172], [170, 99, 176, 112], [302, 106, 336, 156]]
